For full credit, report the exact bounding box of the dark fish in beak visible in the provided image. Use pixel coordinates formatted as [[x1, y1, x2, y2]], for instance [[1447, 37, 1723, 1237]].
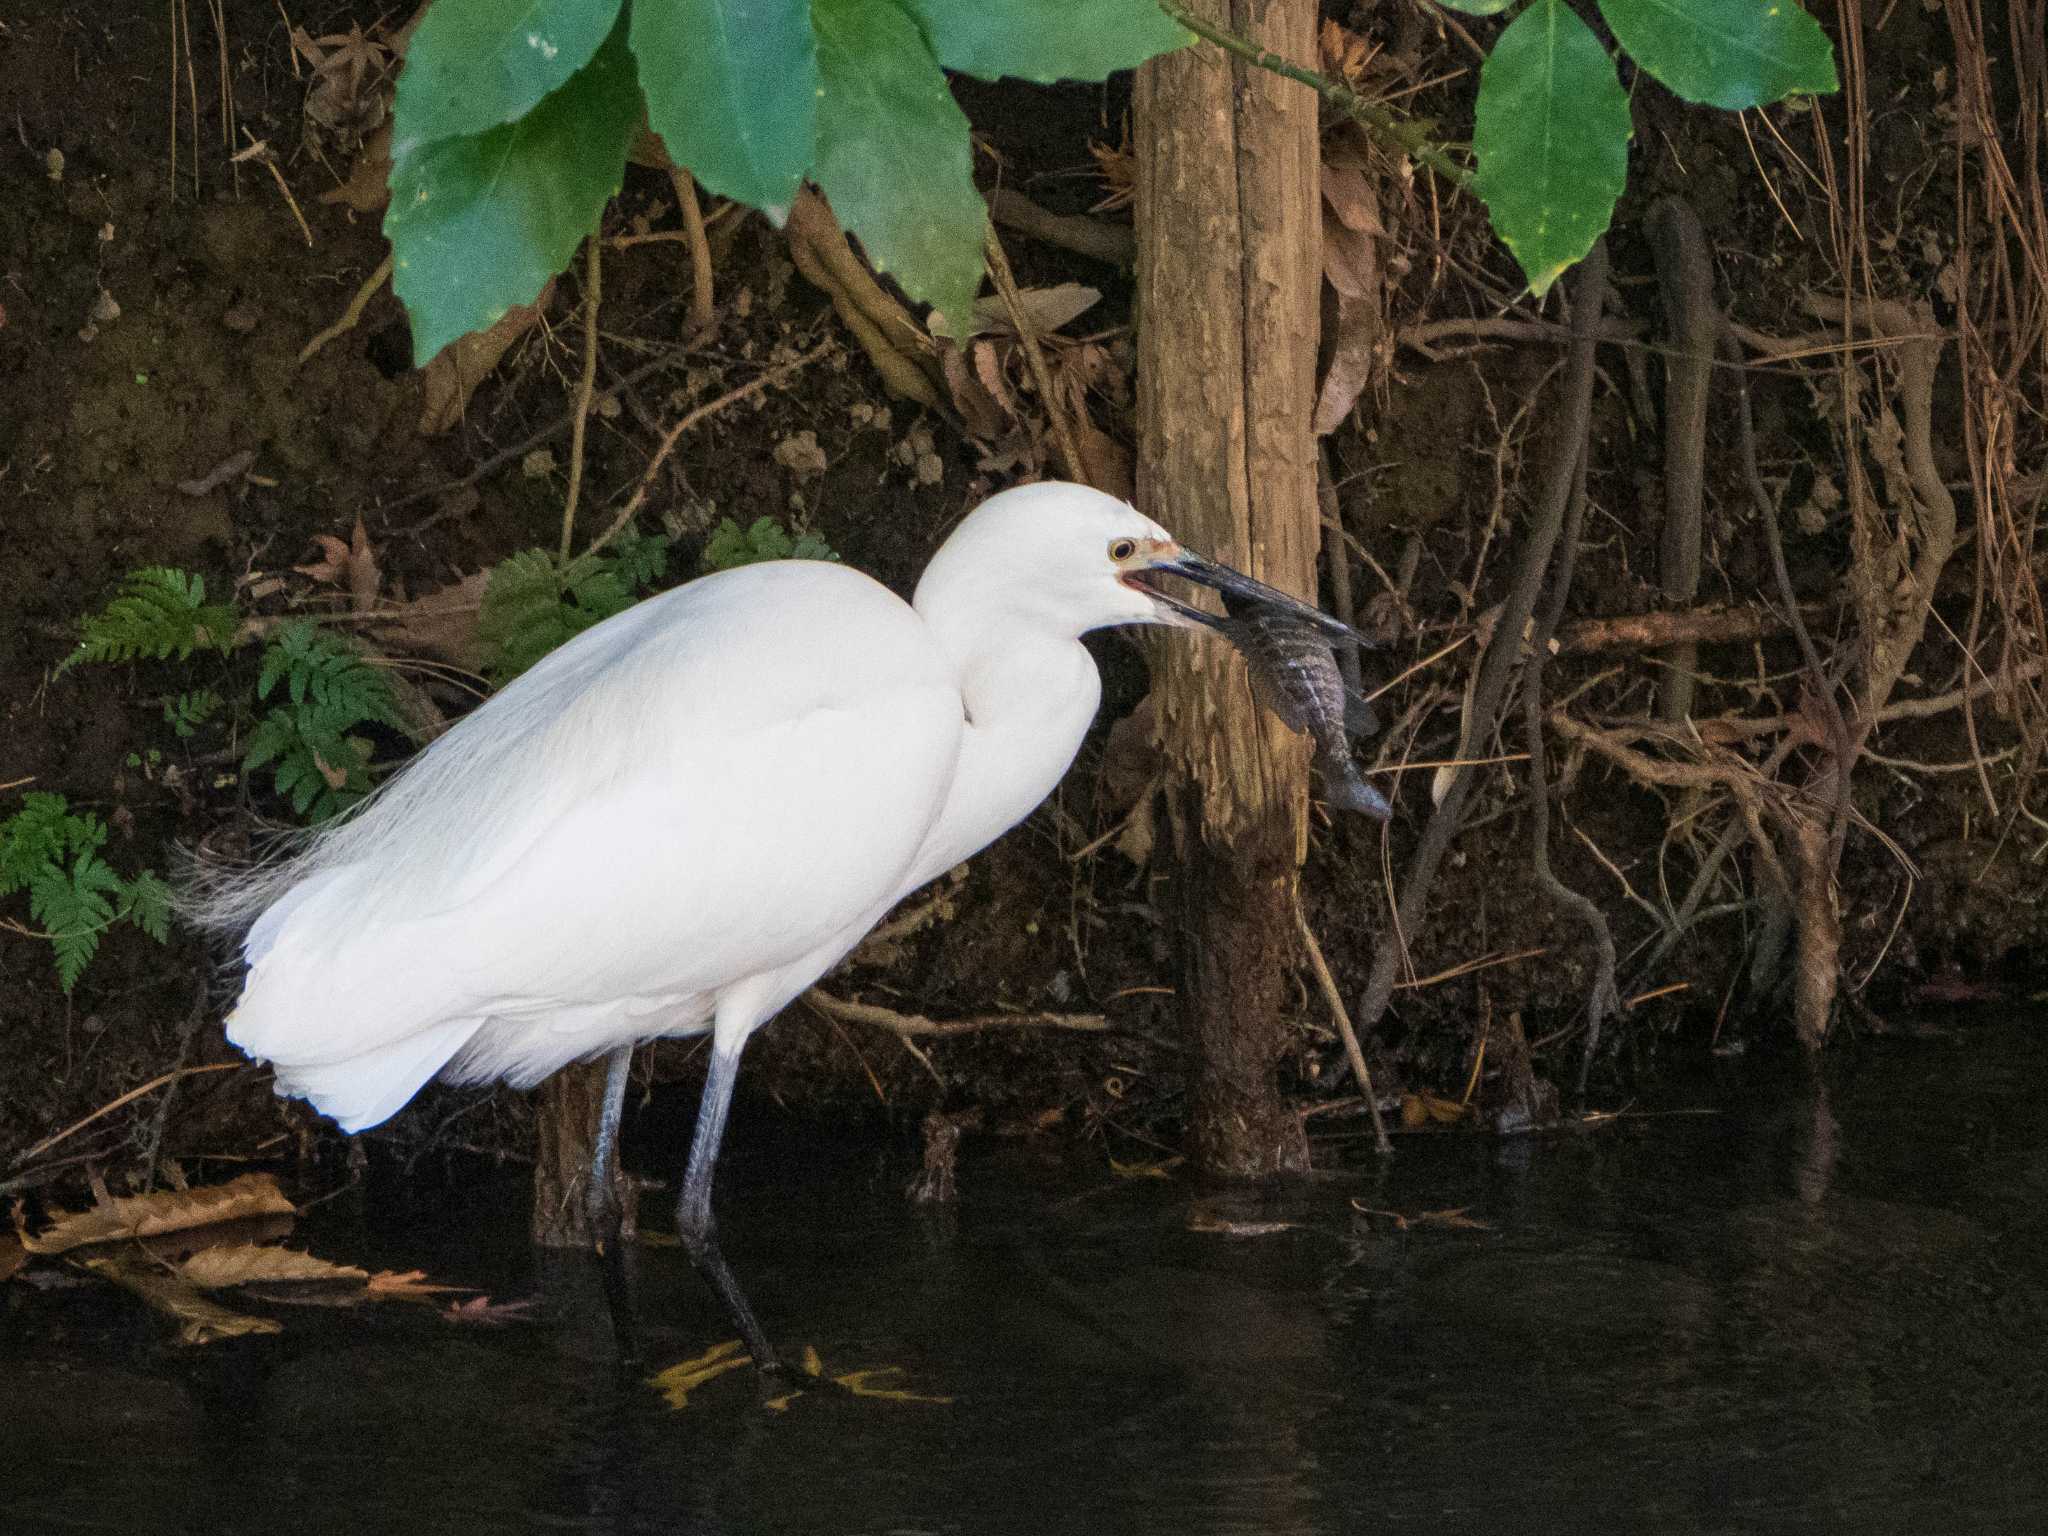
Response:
[[1128, 554, 1390, 821]]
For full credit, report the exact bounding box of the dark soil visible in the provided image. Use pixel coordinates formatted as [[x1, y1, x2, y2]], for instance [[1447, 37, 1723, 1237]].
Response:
[[3, 1, 2041, 1198]]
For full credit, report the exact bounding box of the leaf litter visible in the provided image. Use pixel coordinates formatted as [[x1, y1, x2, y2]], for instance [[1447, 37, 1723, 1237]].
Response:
[[8, 1172, 525, 1343]]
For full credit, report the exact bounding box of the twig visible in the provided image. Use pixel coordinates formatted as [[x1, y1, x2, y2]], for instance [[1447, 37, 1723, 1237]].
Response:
[[1157, 0, 1474, 190], [141, 976, 211, 1191], [803, 988, 1108, 1040], [13, 1062, 241, 1167], [391, 330, 720, 525], [585, 339, 837, 559], [1293, 894, 1389, 1155], [667, 166, 716, 336], [984, 223, 1082, 483], [298, 253, 393, 365], [560, 223, 602, 562]]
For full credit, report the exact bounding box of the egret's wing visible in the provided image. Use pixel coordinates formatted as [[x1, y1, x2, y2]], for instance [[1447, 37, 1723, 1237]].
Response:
[[227, 563, 963, 1128]]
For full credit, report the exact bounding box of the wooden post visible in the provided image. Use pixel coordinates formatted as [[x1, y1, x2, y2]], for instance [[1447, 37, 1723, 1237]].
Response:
[[1135, 0, 1318, 1177], [531, 1056, 632, 1247]]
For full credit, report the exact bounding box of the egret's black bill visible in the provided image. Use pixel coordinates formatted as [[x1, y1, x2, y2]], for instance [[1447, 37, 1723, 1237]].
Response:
[[1129, 551, 1372, 646]]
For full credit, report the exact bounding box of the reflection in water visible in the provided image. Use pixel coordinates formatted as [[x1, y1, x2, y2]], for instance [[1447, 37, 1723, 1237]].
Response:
[[5, 1022, 2048, 1534]]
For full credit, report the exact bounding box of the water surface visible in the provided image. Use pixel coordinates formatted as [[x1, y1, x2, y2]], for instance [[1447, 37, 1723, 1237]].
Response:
[[6, 1023, 2046, 1534]]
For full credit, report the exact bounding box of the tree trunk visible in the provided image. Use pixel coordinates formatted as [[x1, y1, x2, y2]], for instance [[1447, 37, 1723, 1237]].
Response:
[[531, 1056, 632, 1247], [1135, 0, 1319, 1177]]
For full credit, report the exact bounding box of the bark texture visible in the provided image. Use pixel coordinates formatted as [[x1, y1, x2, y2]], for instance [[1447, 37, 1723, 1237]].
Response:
[[531, 1056, 632, 1248], [1136, 0, 1319, 1177]]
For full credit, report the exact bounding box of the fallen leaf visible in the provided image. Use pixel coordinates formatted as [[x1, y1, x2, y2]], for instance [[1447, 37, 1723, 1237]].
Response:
[[1186, 1209, 1299, 1238], [833, 1366, 952, 1404], [649, 1340, 752, 1410], [294, 517, 381, 613], [23, 1172, 295, 1255], [82, 1253, 284, 1344], [1350, 1201, 1492, 1233], [363, 1268, 473, 1300], [1109, 1155, 1183, 1180], [176, 1244, 368, 1290], [370, 569, 486, 670], [441, 1294, 537, 1326], [1398, 1092, 1473, 1130], [177, 448, 258, 497]]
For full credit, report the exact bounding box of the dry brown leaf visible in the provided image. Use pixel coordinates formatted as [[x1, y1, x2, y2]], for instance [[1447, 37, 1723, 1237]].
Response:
[[294, 516, 381, 613], [320, 123, 393, 213], [1073, 420, 1133, 502], [371, 569, 487, 670], [23, 1172, 296, 1255], [82, 1253, 284, 1344], [441, 1293, 537, 1325], [176, 1244, 369, 1290], [419, 281, 555, 434], [1398, 1092, 1473, 1130], [939, 346, 1007, 438], [364, 1268, 473, 1300]]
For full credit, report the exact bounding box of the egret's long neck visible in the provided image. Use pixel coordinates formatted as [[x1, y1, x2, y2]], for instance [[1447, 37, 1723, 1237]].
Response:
[[901, 606, 1101, 894]]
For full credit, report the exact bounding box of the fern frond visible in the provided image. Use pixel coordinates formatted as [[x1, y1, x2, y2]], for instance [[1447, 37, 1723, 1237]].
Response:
[[478, 548, 637, 684], [701, 516, 838, 573], [121, 870, 174, 944], [29, 853, 124, 992], [59, 568, 241, 673], [608, 528, 672, 589], [1, 794, 106, 895], [164, 688, 223, 738]]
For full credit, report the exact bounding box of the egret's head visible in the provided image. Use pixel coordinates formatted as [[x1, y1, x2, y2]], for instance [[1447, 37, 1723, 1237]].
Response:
[[916, 482, 1358, 643]]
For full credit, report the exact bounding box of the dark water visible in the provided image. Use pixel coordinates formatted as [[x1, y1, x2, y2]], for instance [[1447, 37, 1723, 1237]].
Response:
[[7, 1023, 2048, 1534]]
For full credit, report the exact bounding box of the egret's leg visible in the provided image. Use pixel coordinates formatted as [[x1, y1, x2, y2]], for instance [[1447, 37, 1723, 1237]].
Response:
[[585, 1044, 635, 1242], [677, 1036, 779, 1371]]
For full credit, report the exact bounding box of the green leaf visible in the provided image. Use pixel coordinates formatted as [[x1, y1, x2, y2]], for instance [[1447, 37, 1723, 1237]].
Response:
[[813, 0, 987, 337], [631, 0, 816, 218], [898, 0, 1190, 83], [1472, 0, 1632, 297], [387, 17, 642, 365], [1423, 0, 1517, 13], [1596, 0, 1837, 110], [121, 871, 173, 944], [393, 0, 624, 152]]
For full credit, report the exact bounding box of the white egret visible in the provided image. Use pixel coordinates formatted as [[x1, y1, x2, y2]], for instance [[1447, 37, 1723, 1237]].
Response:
[[192, 481, 1353, 1364]]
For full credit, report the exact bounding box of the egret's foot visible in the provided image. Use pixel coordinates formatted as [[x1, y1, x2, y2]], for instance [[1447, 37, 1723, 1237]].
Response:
[[646, 1340, 952, 1413]]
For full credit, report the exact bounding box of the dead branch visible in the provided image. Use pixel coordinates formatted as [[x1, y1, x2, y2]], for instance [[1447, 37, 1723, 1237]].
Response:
[[803, 989, 1108, 1040], [989, 188, 1136, 269]]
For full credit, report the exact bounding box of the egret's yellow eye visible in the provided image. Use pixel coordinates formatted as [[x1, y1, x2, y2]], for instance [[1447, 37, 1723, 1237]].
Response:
[[1109, 538, 1138, 562]]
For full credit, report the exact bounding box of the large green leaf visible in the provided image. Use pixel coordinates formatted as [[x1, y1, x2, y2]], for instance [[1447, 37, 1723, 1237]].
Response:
[[1433, 0, 1517, 14], [632, 0, 817, 218], [1472, 0, 1632, 297], [813, 0, 986, 336], [394, 0, 624, 152], [387, 18, 642, 365], [897, 0, 1189, 83], [1597, 0, 1836, 110]]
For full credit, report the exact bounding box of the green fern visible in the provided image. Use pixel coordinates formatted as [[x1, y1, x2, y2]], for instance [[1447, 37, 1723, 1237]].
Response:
[[163, 688, 222, 738], [2, 793, 171, 991], [58, 568, 241, 673], [607, 527, 672, 589], [701, 516, 838, 573], [478, 548, 643, 684], [244, 623, 406, 821]]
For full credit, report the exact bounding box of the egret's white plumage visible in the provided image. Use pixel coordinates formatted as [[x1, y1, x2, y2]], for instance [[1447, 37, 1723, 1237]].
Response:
[[201, 484, 1182, 1133]]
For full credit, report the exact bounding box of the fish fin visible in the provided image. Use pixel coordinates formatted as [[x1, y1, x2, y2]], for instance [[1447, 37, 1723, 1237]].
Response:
[[1246, 665, 1312, 734], [1342, 690, 1380, 740]]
